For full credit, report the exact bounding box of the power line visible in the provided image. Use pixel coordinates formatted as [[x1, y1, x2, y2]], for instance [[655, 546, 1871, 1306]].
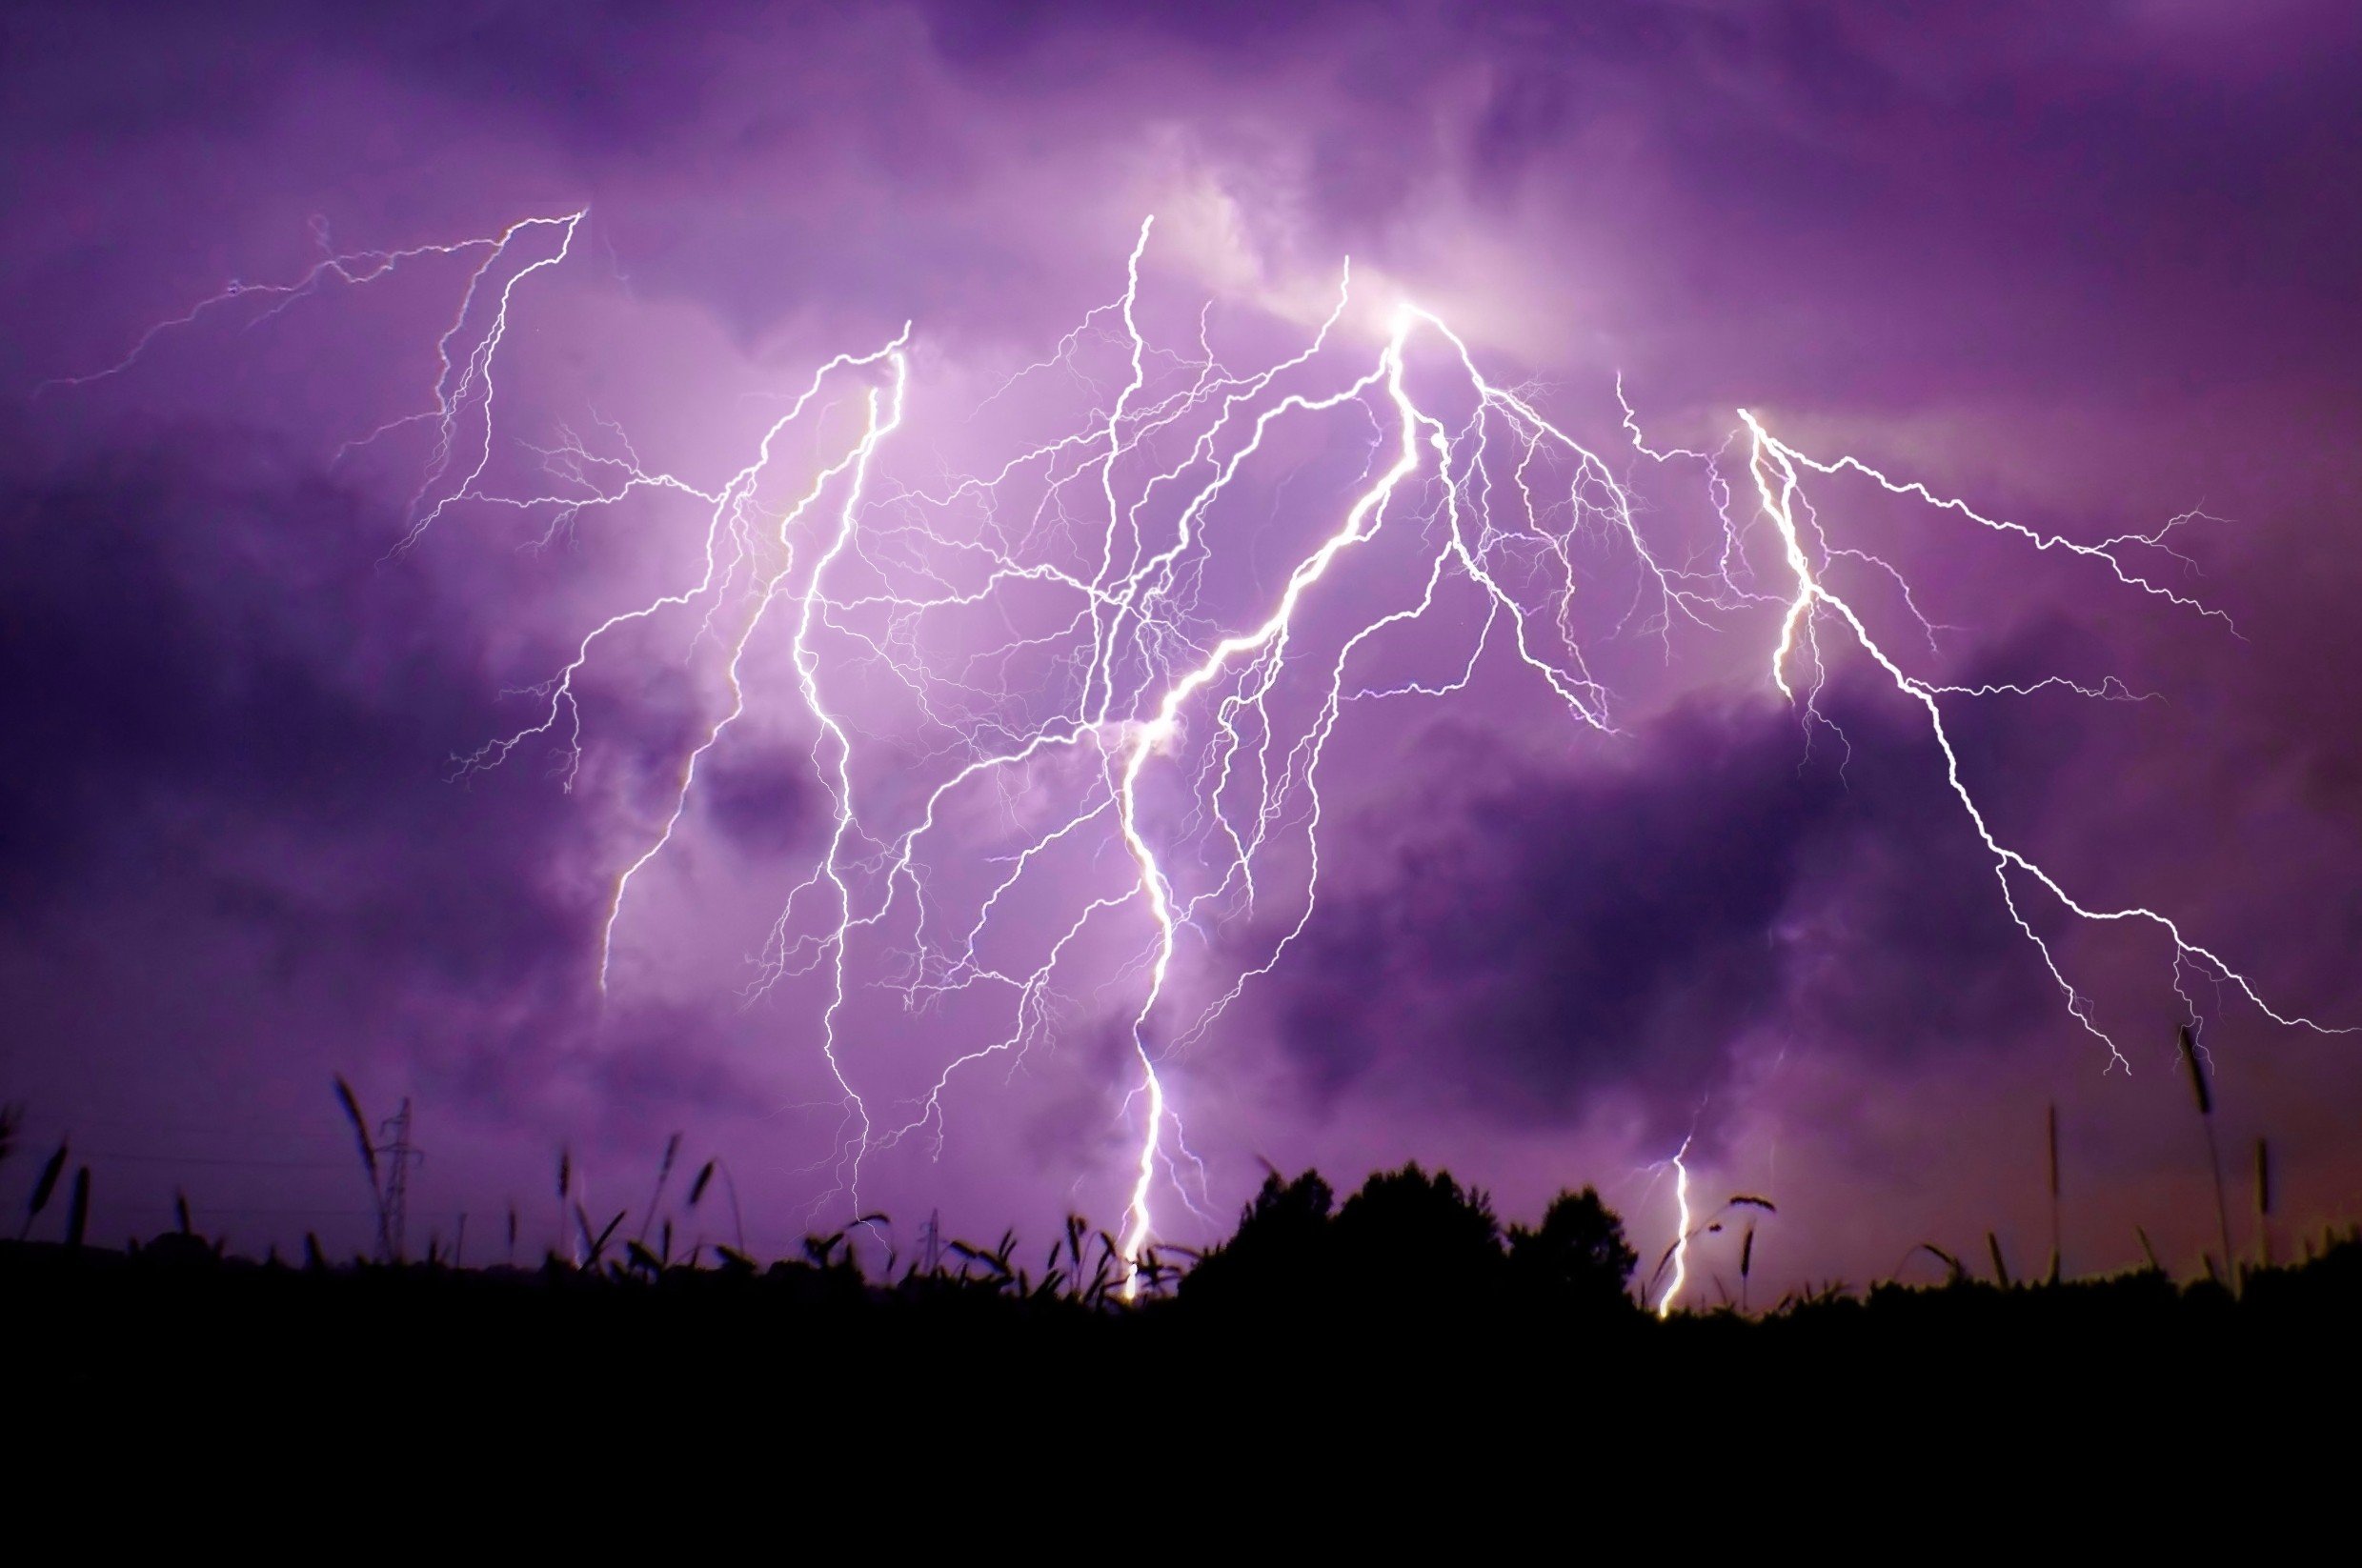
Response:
[[13, 1115, 347, 1141], [75, 1151, 350, 1170], [181, 1206, 468, 1219], [181, 1207, 385, 1217]]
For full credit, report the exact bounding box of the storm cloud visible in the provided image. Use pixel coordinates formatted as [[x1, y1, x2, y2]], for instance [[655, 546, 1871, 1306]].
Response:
[[1265, 678, 2061, 1150]]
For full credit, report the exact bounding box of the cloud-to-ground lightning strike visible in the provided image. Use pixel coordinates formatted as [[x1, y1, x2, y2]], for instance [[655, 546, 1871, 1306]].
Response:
[[1657, 1142, 1692, 1320], [60, 213, 2348, 1307]]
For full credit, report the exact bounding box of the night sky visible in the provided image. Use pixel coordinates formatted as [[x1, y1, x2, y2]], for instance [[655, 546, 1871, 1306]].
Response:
[[6, 0, 2361, 1296]]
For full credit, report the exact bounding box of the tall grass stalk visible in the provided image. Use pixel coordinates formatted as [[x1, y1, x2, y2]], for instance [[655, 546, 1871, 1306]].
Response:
[[2253, 1137, 2272, 1272], [22, 1137, 68, 1241], [2047, 1101, 2062, 1285], [333, 1075, 391, 1261], [2181, 1025, 2236, 1291], [636, 1133, 682, 1245], [557, 1146, 575, 1265], [64, 1166, 90, 1250]]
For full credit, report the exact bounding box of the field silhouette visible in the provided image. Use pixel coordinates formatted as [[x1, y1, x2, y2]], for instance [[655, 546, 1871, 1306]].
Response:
[[10, 1151, 2358, 1475]]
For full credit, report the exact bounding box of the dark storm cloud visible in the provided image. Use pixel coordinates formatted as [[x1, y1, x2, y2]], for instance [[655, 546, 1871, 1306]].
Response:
[[426, 994, 774, 1149], [1441, 1, 2362, 398], [20, 0, 2357, 401], [913, 0, 1323, 68], [1269, 678, 2058, 1145], [0, 1, 738, 147], [698, 742, 819, 858], [864, 0, 2362, 419], [0, 421, 818, 1170], [0, 428, 598, 1000]]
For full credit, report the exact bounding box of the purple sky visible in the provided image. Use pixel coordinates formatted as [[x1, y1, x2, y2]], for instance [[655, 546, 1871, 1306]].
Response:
[[6, 1, 2361, 1297]]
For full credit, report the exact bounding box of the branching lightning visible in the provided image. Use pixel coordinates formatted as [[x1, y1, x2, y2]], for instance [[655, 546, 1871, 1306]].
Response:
[[59, 212, 2349, 1305]]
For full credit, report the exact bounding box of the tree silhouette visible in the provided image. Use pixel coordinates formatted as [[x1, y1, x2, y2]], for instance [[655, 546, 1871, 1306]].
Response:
[[1180, 1162, 1522, 1325], [1179, 1168, 1336, 1311], [1331, 1162, 1504, 1313], [1508, 1186, 1639, 1317]]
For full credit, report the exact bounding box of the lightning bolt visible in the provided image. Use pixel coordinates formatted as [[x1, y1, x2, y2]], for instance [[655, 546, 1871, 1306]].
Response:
[[1744, 412, 2349, 1072], [53, 213, 2348, 1298], [36, 210, 584, 404], [1657, 1140, 1693, 1319]]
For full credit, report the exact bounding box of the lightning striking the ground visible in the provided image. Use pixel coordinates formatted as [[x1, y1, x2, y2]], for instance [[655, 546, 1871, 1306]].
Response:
[[1657, 1141, 1692, 1319], [56, 213, 2348, 1304]]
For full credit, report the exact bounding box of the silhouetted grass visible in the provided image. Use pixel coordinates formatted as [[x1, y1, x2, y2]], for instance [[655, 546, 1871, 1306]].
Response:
[[9, 1043, 2357, 1471]]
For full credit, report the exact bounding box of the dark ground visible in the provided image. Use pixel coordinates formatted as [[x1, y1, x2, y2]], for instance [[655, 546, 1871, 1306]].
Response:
[[10, 1225, 2356, 1516]]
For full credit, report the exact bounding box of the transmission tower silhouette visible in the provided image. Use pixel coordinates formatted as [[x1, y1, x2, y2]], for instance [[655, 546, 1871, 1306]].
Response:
[[376, 1098, 422, 1263]]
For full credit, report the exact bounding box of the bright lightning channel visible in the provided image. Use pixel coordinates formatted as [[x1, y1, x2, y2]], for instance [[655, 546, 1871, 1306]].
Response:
[[1657, 1141, 1693, 1319]]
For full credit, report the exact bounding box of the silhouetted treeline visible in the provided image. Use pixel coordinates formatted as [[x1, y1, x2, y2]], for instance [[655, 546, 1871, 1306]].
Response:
[[1181, 1165, 1641, 1332]]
